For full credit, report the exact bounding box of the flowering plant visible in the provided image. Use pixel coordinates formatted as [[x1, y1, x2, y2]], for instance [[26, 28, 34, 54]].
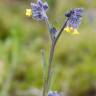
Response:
[[26, 0, 83, 96]]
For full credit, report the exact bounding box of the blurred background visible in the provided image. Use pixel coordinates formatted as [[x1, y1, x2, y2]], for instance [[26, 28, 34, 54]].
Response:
[[0, 0, 96, 96]]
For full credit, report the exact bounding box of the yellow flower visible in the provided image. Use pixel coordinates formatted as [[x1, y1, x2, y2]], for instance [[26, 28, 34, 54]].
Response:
[[64, 26, 74, 33], [72, 29, 80, 35], [25, 9, 32, 17], [64, 26, 80, 35]]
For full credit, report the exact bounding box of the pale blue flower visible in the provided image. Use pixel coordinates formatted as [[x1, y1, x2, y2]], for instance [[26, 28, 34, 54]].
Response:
[[31, 0, 49, 21], [48, 91, 60, 96], [64, 8, 83, 35], [65, 8, 83, 29]]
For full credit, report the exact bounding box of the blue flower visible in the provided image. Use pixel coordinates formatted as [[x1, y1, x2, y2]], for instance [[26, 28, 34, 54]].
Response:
[[50, 27, 57, 40], [64, 8, 83, 35], [48, 91, 60, 96], [31, 0, 49, 21]]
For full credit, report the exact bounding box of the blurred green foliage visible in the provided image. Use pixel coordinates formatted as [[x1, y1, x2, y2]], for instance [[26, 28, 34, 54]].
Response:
[[0, 0, 96, 96]]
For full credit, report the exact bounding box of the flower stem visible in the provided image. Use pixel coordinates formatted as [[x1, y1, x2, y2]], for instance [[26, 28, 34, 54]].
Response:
[[43, 42, 55, 96], [43, 18, 68, 96]]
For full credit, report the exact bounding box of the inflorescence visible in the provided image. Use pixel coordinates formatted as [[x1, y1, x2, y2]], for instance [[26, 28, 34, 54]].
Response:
[[64, 8, 83, 35], [48, 91, 60, 96], [25, 0, 83, 96]]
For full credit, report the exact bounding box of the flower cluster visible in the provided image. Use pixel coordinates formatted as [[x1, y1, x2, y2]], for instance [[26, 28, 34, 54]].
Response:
[[48, 91, 60, 96], [25, 1, 84, 95], [64, 8, 83, 35], [26, 0, 48, 21]]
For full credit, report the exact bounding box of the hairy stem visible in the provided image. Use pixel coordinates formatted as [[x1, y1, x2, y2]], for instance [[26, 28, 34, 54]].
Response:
[[45, 19, 53, 42], [55, 18, 69, 44], [43, 42, 55, 96], [41, 49, 47, 84], [43, 18, 68, 96], [46, 18, 69, 92]]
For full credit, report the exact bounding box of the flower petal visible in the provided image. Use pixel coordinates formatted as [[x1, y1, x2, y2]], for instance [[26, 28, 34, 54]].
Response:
[[43, 2, 49, 11], [48, 91, 60, 96], [72, 29, 80, 35], [37, 0, 43, 8], [64, 27, 73, 33], [31, 3, 41, 12], [25, 9, 32, 17], [32, 12, 43, 20]]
